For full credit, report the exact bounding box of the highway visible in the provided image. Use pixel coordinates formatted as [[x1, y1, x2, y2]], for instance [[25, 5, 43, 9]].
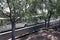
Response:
[[0, 23, 45, 40], [0, 18, 60, 40], [0, 18, 60, 33], [0, 23, 25, 32]]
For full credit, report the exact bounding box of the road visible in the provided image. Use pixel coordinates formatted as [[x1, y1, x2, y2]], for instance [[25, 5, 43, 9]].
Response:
[[0, 18, 60, 32], [0, 23, 26, 32], [0, 19, 59, 40]]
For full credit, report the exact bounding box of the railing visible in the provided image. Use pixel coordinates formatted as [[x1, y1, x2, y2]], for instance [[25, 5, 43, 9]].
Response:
[[0, 19, 59, 40]]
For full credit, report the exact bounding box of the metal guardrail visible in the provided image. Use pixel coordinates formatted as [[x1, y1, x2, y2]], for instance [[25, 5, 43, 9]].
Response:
[[0, 19, 59, 40], [0, 23, 45, 40]]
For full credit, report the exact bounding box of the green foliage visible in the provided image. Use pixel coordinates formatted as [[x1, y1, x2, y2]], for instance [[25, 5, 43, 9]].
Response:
[[0, 0, 60, 24], [56, 0, 60, 16]]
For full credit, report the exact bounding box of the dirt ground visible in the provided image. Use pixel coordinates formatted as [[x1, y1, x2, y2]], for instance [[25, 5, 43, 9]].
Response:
[[17, 29, 60, 40]]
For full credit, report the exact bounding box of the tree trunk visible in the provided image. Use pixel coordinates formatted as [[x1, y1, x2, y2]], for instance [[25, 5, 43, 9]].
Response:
[[11, 19, 16, 40], [47, 18, 50, 27], [7, 0, 16, 40], [44, 19, 47, 27], [47, 10, 52, 27]]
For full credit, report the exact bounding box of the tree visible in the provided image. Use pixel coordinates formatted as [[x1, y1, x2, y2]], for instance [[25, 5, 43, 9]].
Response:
[[6, 0, 35, 40], [6, 0, 27, 40], [7, 0, 16, 40], [40, 0, 57, 28]]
